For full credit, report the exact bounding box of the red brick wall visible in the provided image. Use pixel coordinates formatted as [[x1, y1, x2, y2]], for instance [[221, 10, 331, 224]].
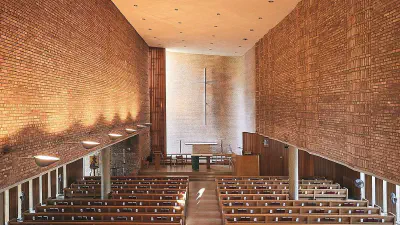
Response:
[[0, 0, 150, 189], [255, 0, 399, 184]]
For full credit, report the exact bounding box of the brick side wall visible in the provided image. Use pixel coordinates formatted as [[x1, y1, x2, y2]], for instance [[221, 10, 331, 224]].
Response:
[[0, 0, 150, 189], [255, 0, 399, 183], [166, 51, 256, 154]]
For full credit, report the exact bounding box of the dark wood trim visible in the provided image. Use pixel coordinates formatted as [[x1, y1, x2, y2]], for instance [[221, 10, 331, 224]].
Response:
[[149, 48, 166, 155]]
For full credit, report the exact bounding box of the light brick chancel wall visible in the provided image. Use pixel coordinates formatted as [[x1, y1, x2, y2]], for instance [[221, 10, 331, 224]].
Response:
[[0, 0, 150, 189], [255, 0, 399, 183], [166, 50, 256, 154]]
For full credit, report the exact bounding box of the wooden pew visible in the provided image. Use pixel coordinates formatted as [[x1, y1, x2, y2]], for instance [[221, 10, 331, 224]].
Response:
[[83, 176, 189, 181], [21, 213, 183, 222], [35, 205, 184, 214], [221, 206, 381, 215], [218, 189, 348, 200], [8, 176, 189, 225], [64, 188, 186, 198], [219, 194, 288, 201], [76, 180, 188, 185], [9, 220, 179, 225], [45, 199, 184, 207], [217, 183, 341, 189], [222, 214, 395, 224], [71, 183, 188, 189], [219, 199, 369, 208]]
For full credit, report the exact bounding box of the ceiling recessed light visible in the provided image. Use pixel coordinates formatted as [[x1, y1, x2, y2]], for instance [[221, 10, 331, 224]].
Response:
[[175, 8, 179, 11], [184, 46, 186, 47], [149, 28, 152, 31], [243, 38, 248, 41], [269, 0, 274, 2], [209, 49, 212, 50], [214, 26, 218, 27], [239, 46, 242, 47], [250, 29, 254, 31], [217, 13, 221, 15], [235, 52, 237, 53], [182, 40, 185, 41], [210, 43, 214, 44], [178, 22, 182, 24], [154, 37, 157, 38], [142, 18, 146, 20], [259, 17, 263, 19], [134, 4, 138, 7], [180, 32, 183, 33]]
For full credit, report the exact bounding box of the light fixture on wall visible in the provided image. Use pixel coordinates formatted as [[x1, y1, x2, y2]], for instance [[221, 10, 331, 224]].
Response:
[[354, 179, 365, 189], [81, 141, 100, 149], [137, 124, 147, 129], [33, 155, 60, 167], [108, 133, 123, 140], [125, 128, 137, 134], [144, 123, 152, 126]]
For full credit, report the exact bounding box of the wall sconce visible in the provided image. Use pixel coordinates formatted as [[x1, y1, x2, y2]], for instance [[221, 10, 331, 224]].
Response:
[[81, 141, 100, 149], [125, 128, 137, 134], [137, 125, 146, 129], [144, 123, 152, 126], [108, 133, 123, 140], [33, 155, 60, 167]]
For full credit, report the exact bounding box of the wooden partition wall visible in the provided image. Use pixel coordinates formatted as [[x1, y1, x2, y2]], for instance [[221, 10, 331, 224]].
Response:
[[149, 48, 166, 155], [243, 132, 398, 215], [243, 133, 360, 198]]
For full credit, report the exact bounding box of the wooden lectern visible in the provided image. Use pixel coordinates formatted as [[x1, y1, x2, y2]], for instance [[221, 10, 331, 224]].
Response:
[[232, 153, 260, 176]]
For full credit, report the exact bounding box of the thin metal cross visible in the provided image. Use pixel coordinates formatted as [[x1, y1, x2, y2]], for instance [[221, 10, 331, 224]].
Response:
[[202, 68, 216, 125]]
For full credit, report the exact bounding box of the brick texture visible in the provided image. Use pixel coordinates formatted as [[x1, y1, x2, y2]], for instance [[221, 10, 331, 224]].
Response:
[[0, 0, 150, 189], [166, 50, 256, 154], [255, 0, 399, 183]]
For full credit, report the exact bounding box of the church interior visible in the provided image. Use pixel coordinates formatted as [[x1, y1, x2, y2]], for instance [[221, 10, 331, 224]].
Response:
[[0, 0, 399, 224]]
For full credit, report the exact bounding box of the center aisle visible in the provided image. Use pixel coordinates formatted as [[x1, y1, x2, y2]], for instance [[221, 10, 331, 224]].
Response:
[[186, 180, 222, 225]]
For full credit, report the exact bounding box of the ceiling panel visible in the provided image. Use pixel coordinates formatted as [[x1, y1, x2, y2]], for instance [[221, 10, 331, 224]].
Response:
[[112, 0, 301, 56]]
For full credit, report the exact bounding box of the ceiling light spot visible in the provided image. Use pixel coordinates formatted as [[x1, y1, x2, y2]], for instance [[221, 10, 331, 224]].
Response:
[[214, 25, 218, 28], [142, 18, 146, 20], [182, 40, 185, 41], [210, 43, 214, 44], [184, 46, 186, 47], [269, 0, 274, 2], [134, 4, 138, 7], [250, 29, 254, 31], [212, 35, 215, 37], [235, 52, 237, 53], [178, 21, 182, 24], [180, 32, 183, 33], [243, 38, 248, 41], [259, 17, 263, 19], [239, 46, 242, 47], [154, 37, 157, 38], [175, 8, 179, 11], [217, 13, 221, 16], [148, 28, 152, 31], [209, 49, 212, 50]]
